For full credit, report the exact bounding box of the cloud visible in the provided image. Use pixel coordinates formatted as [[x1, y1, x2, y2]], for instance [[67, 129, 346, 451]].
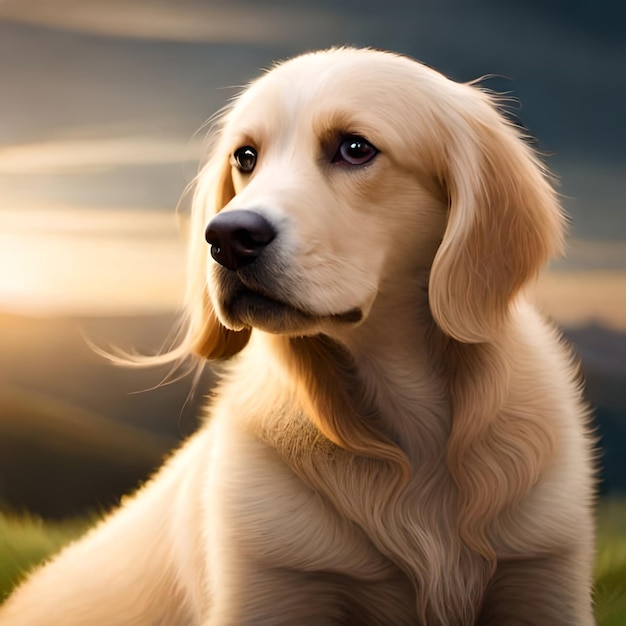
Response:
[[0, 0, 345, 45], [0, 206, 185, 237], [552, 238, 626, 272], [533, 271, 626, 331], [0, 137, 203, 174]]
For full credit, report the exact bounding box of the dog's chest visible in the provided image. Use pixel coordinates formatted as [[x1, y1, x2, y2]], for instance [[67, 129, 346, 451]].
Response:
[[213, 422, 483, 624]]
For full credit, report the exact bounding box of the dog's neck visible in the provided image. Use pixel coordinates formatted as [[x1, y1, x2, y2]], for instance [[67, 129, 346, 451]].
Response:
[[333, 274, 451, 462], [249, 273, 450, 467], [245, 274, 451, 470]]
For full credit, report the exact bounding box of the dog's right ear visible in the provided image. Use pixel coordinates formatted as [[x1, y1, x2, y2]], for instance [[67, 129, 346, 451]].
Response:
[[185, 150, 251, 360], [428, 87, 563, 344]]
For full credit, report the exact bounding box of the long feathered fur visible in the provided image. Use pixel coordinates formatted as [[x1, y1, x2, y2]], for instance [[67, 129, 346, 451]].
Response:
[[0, 47, 595, 626]]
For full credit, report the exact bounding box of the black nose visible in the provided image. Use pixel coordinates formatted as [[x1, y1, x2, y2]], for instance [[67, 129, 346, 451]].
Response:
[[205, 209, 276, 271]]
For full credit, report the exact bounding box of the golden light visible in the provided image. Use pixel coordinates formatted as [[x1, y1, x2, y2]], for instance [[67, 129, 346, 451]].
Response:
[[0, 208, 186, 316]]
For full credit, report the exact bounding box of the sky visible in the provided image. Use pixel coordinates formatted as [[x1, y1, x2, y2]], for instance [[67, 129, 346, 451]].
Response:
[[0, 0, 624, 327]]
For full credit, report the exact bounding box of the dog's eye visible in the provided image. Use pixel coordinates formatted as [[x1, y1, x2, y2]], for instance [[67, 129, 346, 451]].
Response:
[[232, 146, 257, 173], [333, 136, 378, 166]]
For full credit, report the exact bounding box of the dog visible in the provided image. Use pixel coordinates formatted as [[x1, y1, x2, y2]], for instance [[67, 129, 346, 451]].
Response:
[[0, 47, 595, 625]]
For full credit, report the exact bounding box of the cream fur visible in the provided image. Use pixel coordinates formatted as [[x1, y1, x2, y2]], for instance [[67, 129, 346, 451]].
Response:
[[0, 48, 596, 625]]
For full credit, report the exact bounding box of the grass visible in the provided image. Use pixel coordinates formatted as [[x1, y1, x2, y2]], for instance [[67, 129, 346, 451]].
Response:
[[595, 499, 626, 625], [0, 502, 625, 622], [0, 513, 92, 602]]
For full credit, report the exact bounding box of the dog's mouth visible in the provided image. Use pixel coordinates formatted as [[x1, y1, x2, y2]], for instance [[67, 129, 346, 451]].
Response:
[[222, 287, 362, 334]]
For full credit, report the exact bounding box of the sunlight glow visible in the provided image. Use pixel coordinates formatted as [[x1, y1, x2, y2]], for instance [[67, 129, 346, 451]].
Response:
[[0, 208, 186, 316]]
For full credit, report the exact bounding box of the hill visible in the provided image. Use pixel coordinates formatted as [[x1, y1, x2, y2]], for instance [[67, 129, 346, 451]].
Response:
[[0, 312, 214, 438], [0, 388, 178, 518], [564, 325, 626, 492]]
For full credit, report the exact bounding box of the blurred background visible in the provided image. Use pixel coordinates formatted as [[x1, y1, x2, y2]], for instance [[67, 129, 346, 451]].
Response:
[[0, 0, 624, 520]]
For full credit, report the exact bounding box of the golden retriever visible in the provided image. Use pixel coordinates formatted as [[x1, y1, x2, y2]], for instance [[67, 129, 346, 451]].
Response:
[[1, 47, 596, 625]]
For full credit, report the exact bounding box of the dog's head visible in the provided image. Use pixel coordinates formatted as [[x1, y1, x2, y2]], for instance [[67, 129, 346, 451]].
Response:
[[185, 48, 563, 359]]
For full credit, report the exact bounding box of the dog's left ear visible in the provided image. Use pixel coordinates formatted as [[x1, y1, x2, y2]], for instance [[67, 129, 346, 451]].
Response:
[[185, 154, 251, 360], [429, 90, 564, 343]]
